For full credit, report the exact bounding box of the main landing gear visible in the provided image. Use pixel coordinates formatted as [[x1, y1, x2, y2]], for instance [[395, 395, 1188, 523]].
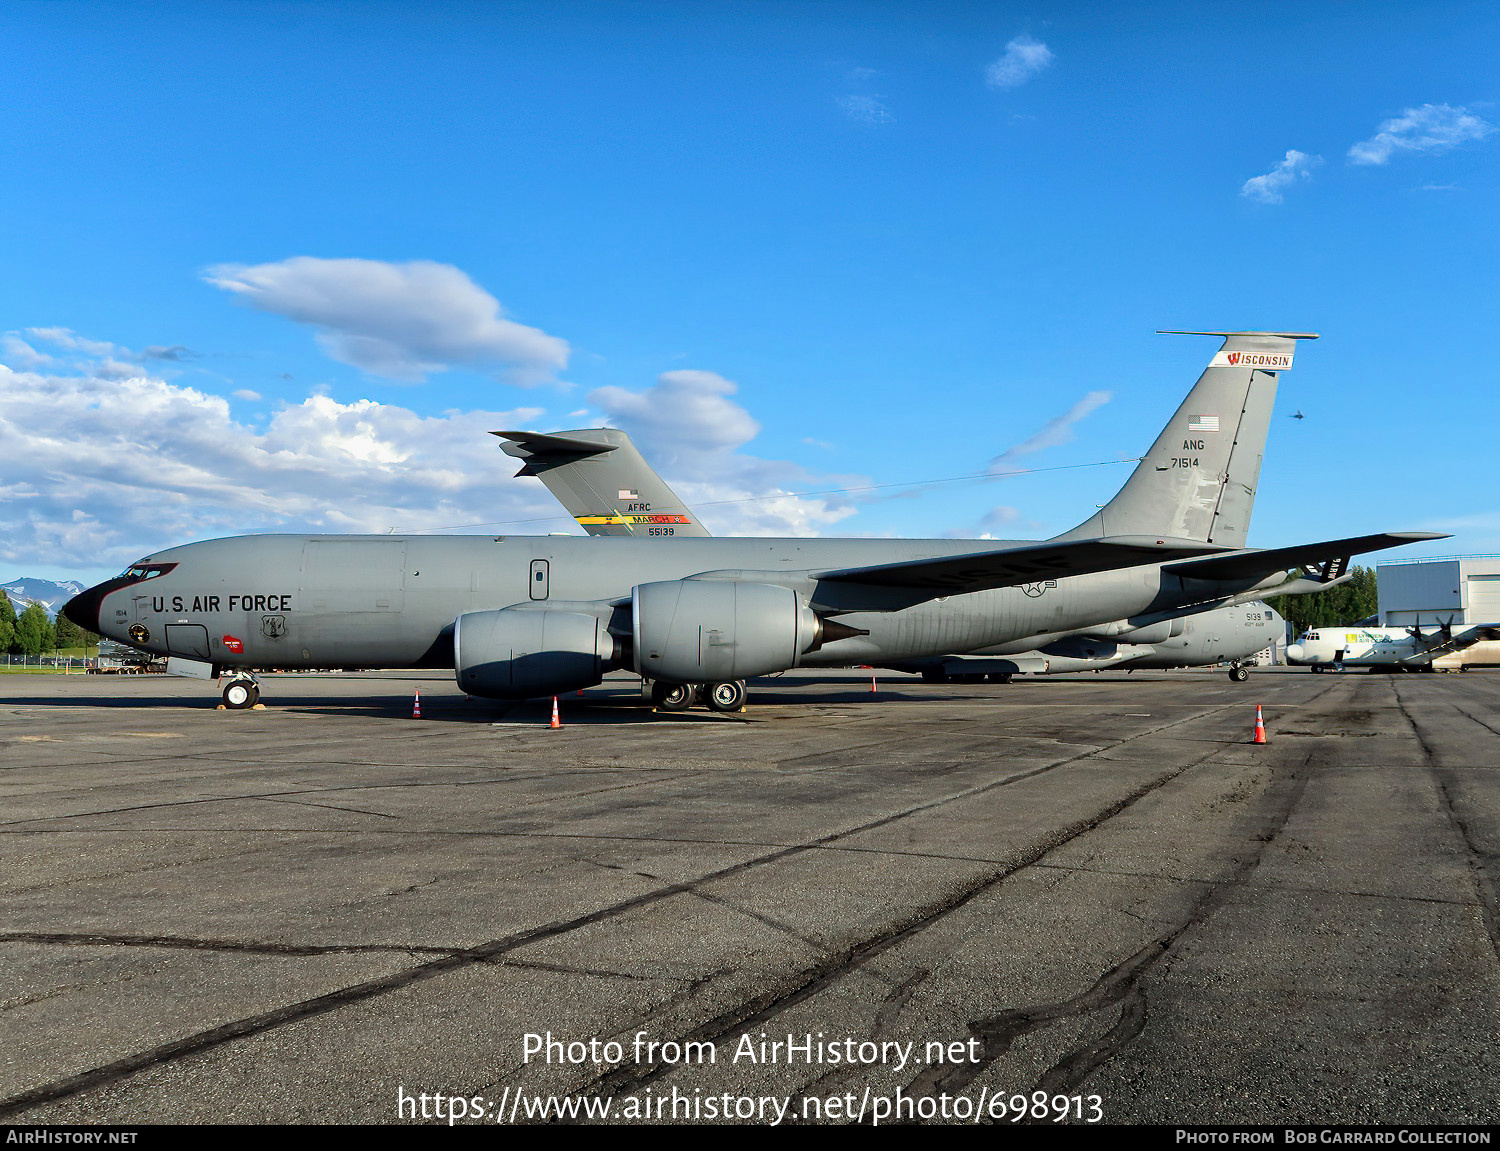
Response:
[[220, 675, 261, 709], [649, 680, 748, 714]]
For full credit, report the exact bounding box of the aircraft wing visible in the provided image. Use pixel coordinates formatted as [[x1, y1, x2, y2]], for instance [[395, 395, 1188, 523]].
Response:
[[1402, 625, 1500, 664], [816, 536, 1226, 594], [1161, 532, 1448, 582]]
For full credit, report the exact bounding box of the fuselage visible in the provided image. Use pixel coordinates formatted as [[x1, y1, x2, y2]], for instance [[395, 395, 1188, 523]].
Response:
[[68, 532, 1287, 673]]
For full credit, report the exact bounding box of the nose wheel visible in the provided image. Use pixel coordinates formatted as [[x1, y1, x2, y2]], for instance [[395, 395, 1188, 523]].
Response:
[[1228, 663, 1250, 682], [221, 676, 261, 709]]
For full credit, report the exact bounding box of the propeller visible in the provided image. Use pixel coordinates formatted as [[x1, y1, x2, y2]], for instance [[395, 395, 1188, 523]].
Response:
[[1407, 616, 1426, 643], [1440, 614, 1455, 642]]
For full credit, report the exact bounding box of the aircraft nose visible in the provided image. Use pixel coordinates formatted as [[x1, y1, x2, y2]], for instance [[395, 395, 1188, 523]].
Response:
[[1285, 643, 1305, 663], [62, 582, 108, 633]]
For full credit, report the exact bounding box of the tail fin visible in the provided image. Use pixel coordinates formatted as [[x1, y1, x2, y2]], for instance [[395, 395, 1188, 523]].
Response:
[[1055, 330, 1318, 547], [492, 428, 713, 537]]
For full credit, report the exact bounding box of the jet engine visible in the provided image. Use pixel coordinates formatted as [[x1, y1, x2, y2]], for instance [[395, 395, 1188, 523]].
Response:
[[632, 579, 821, 683], [1109, 618, 1187, 644], [455, 606, 617, 699]]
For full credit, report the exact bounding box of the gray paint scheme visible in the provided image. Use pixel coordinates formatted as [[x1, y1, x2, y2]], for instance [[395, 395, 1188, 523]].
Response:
[[501, 419, 1292, 678], [64, 332, 1443, 695]]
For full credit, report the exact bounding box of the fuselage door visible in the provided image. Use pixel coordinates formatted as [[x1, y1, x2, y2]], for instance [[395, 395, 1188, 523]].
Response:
[[530, 559, 550, 601], [165, 623, 212, 660]]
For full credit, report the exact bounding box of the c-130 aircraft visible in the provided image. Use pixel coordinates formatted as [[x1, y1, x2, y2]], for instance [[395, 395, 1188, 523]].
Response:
[[64, 331, 1442, 712], [493, 425, 1288, 685]]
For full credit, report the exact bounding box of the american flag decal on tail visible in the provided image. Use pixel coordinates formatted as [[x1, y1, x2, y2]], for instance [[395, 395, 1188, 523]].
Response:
[[1187, 415, 1220, 433]]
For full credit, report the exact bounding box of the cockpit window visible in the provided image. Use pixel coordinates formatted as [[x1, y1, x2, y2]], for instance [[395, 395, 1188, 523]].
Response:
[[118, 562, 176, 583]]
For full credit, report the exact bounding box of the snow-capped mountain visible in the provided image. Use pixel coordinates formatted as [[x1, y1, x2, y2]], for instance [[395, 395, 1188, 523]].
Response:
[[1, 578, 86, 618]]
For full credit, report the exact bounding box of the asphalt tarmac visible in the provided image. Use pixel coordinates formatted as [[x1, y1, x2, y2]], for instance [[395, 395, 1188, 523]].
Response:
[[1, 667, 1496, 1125]]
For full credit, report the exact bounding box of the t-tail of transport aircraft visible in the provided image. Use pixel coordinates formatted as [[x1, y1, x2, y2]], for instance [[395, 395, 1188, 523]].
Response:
[[493, 428, 711, 538], [498, 423, 1295, 682], [65, 330, 1444, 713]]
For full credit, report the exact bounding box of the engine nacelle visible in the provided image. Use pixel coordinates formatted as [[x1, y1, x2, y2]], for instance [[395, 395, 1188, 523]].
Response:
[[1111, 617, 1186, 644], [454, 606, 615, 699], [632, 580, 819, 683]]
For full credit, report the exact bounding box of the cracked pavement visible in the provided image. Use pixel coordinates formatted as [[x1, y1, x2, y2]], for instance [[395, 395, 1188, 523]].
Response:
[[1, 667, 1496, 1123]]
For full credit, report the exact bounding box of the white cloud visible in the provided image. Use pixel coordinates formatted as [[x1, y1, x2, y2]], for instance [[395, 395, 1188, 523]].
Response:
[[1, 335, 55, 370], [1348, 103, 1495, 165], [587, 370, 862, 536], [837, 94, 893, 124], [985, 34, 1054, 90], [26, 328, 122, 357], [0, 345, 877, 575], [988, 390, 1111, 474], [1240, 150, 1320, 204], [203, 257, 570, 385], [232, 389, 262, 401], [0, 359, 564, 573]]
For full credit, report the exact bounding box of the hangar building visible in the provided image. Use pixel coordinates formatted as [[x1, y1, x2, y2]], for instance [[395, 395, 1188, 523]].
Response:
[[1377, 555, 1500, 669], [1377, 555, 1500, 626]]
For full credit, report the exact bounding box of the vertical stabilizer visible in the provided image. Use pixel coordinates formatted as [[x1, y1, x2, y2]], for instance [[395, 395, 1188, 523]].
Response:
[[1055, 331, 1317, 547], [492, 428, 712, 537]]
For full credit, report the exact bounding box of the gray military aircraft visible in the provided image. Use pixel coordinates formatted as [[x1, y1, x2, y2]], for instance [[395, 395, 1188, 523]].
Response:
[[64, 331, 1443, 713], [494, 427, 1291, 683], [890, 601, 1285, 683]]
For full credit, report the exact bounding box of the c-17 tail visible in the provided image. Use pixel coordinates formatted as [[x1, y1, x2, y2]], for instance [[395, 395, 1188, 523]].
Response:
[[1055, 331, 1318, 547], [492, 428, 712, 538]]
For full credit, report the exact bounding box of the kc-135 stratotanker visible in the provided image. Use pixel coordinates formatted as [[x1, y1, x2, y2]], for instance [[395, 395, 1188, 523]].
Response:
[[493, 415, 1288, 687], [64, 331, 1444, 712]]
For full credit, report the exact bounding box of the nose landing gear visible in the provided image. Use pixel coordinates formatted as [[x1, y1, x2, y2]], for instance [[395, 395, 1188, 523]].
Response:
[[1227, 663, 1250, 682], [220, 675, 261, 709]]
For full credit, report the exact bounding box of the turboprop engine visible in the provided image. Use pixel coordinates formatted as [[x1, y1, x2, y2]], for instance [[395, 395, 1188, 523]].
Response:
[[455, 605, 618, 699], [632, 579, 822, 683]]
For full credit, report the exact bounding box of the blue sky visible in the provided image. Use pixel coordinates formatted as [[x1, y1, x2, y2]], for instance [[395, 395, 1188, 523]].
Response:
[[2, 1, 1497, 583]]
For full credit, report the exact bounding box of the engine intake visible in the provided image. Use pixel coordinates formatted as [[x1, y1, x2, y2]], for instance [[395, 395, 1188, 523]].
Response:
[[632, 580, 819, 682], [455, 606, 615, 699]]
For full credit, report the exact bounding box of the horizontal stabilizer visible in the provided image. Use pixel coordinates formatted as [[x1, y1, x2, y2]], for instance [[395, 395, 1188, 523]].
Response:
[[492, 430, 618, 473], [1156, 330, 1320, 340], [1163, 532, 1448, 582], [818, 535, 1226, 595]]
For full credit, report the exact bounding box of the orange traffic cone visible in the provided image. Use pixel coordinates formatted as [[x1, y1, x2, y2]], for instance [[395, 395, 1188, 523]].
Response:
[[549, 695, 562, 729], [412, 688, 422, 719], [1253, 704, 1266, 744], [861, 664, 877, 693]]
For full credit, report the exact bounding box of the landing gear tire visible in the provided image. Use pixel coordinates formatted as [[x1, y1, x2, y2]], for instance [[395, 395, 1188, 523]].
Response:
[[1228, 664, 1250, 683], [704, 680, 747, 712], [222, 678, 260, 709], [987, 673, 1013, 684], [651, 681, 694, 712]]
